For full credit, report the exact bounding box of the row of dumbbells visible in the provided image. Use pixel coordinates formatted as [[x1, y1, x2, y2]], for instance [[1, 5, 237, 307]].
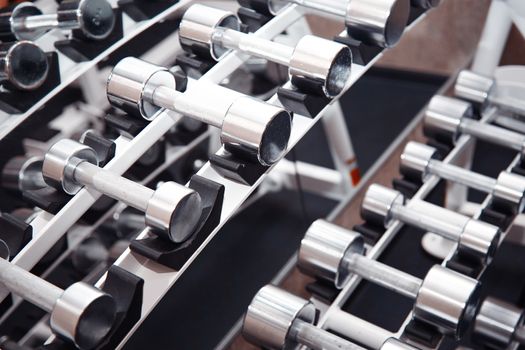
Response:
[[0, 0, 441, 93], [241, 220, 525, 350]]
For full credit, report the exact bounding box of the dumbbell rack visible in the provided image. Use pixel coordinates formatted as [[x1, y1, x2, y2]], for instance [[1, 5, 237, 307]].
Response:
[[0, 2, 434, 349], [0, 0, 193, 136]]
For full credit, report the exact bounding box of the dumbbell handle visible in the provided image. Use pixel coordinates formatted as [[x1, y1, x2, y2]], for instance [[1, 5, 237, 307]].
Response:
[[74, 161, 154, 212], [12, 13, 78, 33], [0, 257, 62, 312], [282, 0, 347, 17], [459, 118, 525, 152], [427, 159, 496, 194], [212, 27, 293, 66], [290, 319, 365, 350], [343, 254, 421, 299], [390, 201, 463, 242]]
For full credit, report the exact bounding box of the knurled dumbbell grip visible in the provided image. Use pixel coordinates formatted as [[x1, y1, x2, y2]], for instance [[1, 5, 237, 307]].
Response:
[[460, 118, 525, 152], [343, 254, 421, 299], [290, 319, 365, 350], [0, 258, 62, 312], [427, 159, 496, 193], [73, 161, 153, 212]]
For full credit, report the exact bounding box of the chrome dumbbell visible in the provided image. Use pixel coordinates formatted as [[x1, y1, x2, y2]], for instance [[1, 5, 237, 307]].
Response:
[[179, 4, 352, 98], [2, 156, 46, 192], [0, 41, 49, 90], [424, 95, 525, 157], [298, 219, 481, 338], [454, 70, 525, 117], [474, 297, 525, 349], [0, 0, 115, 42], [106, 57, 292, 166], [243, 284, 417, 350], [244, 0, 410, 47], [401, 141, 525, 213], [0, 256, 116, 349], [42, 139, 202, 243], [361, 184, 500, 263]]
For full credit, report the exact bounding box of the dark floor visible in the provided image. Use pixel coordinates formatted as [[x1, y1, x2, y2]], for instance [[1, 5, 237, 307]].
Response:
[[124, 67, 447, 350]]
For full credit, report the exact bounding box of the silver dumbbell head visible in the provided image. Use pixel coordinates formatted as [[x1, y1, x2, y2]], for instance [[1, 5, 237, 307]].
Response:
[[492, 171, 525, 213], [381, 338, 419, 350], [106, 57, 177, 121], [413, 265, 481, 338], [145, 182, 202, 243], [242, 285, 317, 350], [179, 4, 241, 61], [9, 3, 45, 40], [43, 139, 98, 195], [2, 41, 49, 91], [50, 282, 116, 349], [346, 0, 410, 47], [298, 219, 365, 289], [361, 184, 404, 227], [455, 70, 495, 105], [474, 297, 525, 350], [458, 219, 500, 264], [400, 141, 439, 181], [2, 156, 45, 192], [424, 95, 473, 144], [221, 96, 291, 166], [67, 0, 116, 40], [289, 35, 352, 98]]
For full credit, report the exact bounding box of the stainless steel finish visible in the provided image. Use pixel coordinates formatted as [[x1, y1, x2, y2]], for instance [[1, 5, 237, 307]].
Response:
[[0, 41, 49, 91], [180, 5, 352, 97], [381, 338, 420, 350], [474, 297, 525, 349], [242, 285, 317, 350], [4, 3, 46, 40], [42, 139, 202, 243], [401, 141, 525, 212], [10, 0, 115, 41], [2, 156, 46, 192], [290, 320, 364, 350], [425, 96, 525, 154], [0, 257, 115, 349], [297, 221, 480, 337], [298, 219, 365, 288], [107, 57, 292, 166], [362, 184, 500, 263], [455, 70, 495, 105], [413, 265, 481, 338], [268, 0, 410, 47]]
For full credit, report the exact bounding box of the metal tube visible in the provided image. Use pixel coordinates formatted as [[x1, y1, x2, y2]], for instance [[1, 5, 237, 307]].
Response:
[[12, 14, 61, 33], [514, 325, 525, 344], [212, 28, 294, 66], [73, 161, 154, 212], [0, 257, 62, 312], [427, 159, 496, 193], [290, 319, 365, 350], [286, 0, 347, 17], [343, 254, 421, 299], [390, 202, 462, 241], [460, 118, 525, 152]]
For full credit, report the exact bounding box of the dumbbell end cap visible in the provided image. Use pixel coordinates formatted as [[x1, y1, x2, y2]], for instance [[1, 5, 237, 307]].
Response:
[[492, 171, 525, 214], [424, 95, 473, 144], [107, 57, 177, 120], [299, 220, 365, 288], [222, 98, 291, 166], [50, 282, 116, 350], [474, 297, 525, 349], [454, 70, 495, 104], [145, 182, 203, 243], [43, 139, 98, 195], [3, 41, 49, 91], [346, 0, 410, 47], [400, 141, 438, 181], [179, 4, 240, 60], [414, 265, 481, 338], [77, 0, 116, 40], [361, 184, 404, 227], [290, 36, 352, 98], [458, 219, 500, 265], [242, 285, 316, 350]]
